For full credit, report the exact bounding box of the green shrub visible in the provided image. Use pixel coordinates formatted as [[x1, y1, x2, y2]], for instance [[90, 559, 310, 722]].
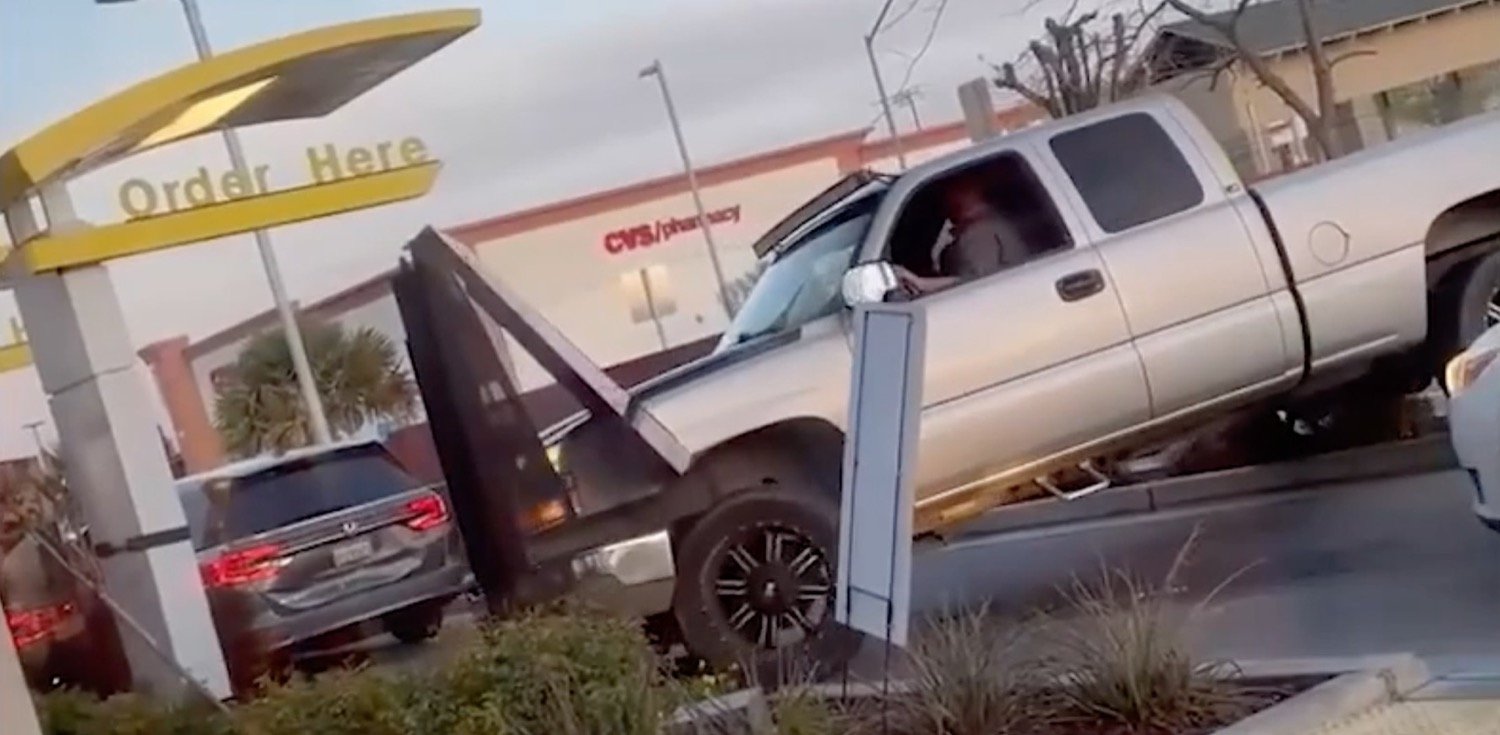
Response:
[[234, 668, 428, 735], [35, 690, 231, 735], [1038, 528, 1259, 732], [433, 608, 673, 734], [866, 606, 1036, 735]]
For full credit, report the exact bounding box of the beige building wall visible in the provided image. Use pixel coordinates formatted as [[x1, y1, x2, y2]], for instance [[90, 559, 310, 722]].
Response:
[[1233, 3, 1500, 161]]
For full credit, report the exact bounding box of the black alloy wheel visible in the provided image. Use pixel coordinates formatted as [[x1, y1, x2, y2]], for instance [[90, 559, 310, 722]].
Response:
[[672, 487, 859, 680], [712, 523, 834, 651]]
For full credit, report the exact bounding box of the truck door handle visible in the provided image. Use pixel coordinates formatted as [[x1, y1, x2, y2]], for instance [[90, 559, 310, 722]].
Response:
[[1056, 269, 1105, 302]]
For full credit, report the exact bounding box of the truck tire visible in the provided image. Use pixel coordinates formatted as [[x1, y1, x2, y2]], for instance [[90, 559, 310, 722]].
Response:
[[1432, 250, 1500, 386], [671, 487, 859, 683]]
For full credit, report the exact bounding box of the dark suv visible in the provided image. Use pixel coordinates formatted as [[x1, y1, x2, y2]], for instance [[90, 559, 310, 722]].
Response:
[[176, 440, 470, 661]]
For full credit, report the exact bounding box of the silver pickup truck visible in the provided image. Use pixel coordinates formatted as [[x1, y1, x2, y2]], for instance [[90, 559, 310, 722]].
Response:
[[411, 94, 1500, 676]]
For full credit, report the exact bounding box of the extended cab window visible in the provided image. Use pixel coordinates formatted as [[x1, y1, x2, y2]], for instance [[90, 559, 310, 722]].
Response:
[[887, 152, 1072, 290], [1050, 112, 1204, 233]]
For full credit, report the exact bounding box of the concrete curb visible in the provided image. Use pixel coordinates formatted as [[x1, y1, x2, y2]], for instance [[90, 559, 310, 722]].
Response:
[[1213, 654, 1430, 735], [955, 435, 1456, 539]]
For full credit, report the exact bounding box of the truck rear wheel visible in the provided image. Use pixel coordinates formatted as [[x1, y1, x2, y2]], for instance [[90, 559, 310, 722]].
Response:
[[1431, 250, 1500, 387], [671, 487, 859, 683]]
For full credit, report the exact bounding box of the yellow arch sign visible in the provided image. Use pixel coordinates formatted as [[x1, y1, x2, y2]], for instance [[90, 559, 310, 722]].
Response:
[[0, 9, 477, 278], [0, 9, 479, 207]]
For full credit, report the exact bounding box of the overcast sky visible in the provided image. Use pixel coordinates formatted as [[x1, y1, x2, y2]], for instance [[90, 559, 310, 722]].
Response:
[[1, 0, 1166, 457], [0, 0, 1123, 346]]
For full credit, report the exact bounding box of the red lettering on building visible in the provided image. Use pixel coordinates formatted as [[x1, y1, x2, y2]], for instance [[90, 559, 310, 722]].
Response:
[[601, 204, 741, 255]]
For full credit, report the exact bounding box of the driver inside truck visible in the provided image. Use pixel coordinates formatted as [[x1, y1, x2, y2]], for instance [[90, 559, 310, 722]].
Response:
[[895, 174, 1027, 296]]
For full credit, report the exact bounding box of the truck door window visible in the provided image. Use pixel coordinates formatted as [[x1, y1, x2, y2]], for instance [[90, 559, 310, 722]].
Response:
[[1049, 112, 1204, 233], [888, 152, 1072, 288]]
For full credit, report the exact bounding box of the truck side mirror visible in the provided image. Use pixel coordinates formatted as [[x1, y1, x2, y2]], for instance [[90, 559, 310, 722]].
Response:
[[842, 262, 898, 307]]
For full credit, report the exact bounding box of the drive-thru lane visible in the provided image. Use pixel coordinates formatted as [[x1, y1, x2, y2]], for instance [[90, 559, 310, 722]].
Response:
[[916, 470, 1500, 668], [365, 469, 1499, 674]]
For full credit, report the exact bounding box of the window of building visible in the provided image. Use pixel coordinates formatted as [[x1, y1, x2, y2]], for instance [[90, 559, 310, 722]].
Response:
[[618, 265, 676, 325], [1378, 60, 1500, 141], [1049, 112, 1204, 234]]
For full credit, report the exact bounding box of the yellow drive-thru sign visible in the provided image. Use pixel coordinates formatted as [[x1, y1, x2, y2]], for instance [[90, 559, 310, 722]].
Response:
[[0, 8, 478, 273]]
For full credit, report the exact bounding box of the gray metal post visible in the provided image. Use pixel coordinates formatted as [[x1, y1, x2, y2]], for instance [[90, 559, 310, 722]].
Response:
[[177, 0, 333, 446], [640, 60, 732, 319], [836, 302, 925, 649], [865, 0, 908, 171]]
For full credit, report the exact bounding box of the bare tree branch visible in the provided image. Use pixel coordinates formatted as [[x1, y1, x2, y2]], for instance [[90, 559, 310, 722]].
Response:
[[1329, 48, 1377, 69], [997, 60, 1061, 117], [1162, 0, 1341, 161], [1296, 0, 1340, 155], [991, 3, 1163, 118]]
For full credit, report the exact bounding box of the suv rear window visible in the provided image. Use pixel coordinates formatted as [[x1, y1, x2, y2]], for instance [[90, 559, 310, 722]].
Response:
[[181, 445, 420, 548]]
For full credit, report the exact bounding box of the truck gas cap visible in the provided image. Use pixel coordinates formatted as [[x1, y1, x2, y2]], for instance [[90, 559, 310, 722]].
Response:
[[1309, 221, 1351, 266]]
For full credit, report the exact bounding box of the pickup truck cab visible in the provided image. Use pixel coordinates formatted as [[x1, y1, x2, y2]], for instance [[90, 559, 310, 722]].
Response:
[[418, 94, 1500, 677]]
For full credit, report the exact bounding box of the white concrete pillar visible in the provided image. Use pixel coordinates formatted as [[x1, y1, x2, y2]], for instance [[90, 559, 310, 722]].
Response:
[[0, 598, 44, 735], [4, 187, 230, 700]]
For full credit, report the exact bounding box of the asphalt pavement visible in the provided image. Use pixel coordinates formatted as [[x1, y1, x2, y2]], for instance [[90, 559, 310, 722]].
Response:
[[365, 468, 1500, 676], [914, 469, 1500, 673]]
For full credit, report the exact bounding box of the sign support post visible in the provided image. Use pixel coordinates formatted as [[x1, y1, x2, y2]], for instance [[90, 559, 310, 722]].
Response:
[[835, 302, 926, 652]]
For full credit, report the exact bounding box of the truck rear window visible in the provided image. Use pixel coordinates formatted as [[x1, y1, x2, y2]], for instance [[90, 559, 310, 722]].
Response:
[[182, 446, 420, 547], [1049, 112, 1204, 234]]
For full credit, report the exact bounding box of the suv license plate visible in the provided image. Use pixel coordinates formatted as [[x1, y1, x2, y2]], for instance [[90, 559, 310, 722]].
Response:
[[332, 538, 374, 567]]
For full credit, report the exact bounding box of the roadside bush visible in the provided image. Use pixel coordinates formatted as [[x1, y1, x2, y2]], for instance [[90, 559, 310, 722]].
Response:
[[34, 690, 231, 735], [432, 607, 674, 734], [1037, 529, 1262, 733], [859, 605, 1036, 735]]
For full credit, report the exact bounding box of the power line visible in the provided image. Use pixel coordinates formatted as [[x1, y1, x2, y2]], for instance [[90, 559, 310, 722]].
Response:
[[864, 0, 951, 131], [891, 0, 952, 98]]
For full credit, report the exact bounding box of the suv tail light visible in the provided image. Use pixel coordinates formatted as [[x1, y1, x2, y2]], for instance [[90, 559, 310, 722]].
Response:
[[6, 602, 76, 649], [403, 493, 449, 531], [200, 543, 284, 588]]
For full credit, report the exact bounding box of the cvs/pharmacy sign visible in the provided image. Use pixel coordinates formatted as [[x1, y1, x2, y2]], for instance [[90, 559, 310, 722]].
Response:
[[603, 205, 742, 255]]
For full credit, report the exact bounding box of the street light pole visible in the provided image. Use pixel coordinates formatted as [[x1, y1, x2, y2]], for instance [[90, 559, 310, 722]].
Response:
[[102, 0, 334, 446], [639, 59, 732, 319], [866, 0, 908, 171]]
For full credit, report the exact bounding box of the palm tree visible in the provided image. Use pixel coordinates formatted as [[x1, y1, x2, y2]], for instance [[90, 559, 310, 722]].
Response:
[[214, 321, 416, 457]]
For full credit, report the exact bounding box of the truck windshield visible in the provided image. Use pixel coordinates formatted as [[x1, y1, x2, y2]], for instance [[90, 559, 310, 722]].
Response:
[[719, 192, 883, 347]]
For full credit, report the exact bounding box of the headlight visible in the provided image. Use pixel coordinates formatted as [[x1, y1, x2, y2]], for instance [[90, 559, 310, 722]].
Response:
[[545, 444, 563, 472], [1446, 347, 1500, 395]]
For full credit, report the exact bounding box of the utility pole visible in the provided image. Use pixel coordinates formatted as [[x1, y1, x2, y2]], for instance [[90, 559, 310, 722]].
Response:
[[100, 0, 333, 446], [640, 59, 732, 319], [893, 87, 924, 130], [865, 0, 908, 170]]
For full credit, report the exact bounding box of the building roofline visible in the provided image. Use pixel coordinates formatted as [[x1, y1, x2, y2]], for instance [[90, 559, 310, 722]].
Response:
[[184, 266, 395, 360], [1153, 0, 1486, 59]]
